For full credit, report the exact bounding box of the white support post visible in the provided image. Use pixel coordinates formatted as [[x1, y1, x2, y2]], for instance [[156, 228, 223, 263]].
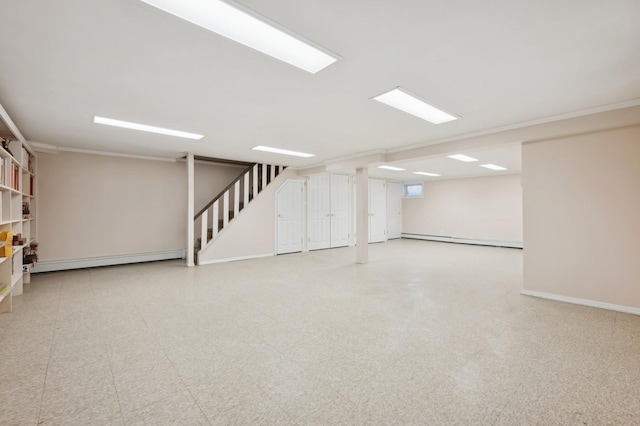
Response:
[[212, 200, 219, 238], [187, 153, 195, 267], [262, 163, 267, 190], [270, 164, 276, 182], [200, 210, 208, 249], [356, 167, 369, 264], [243, 171, 249, 207], [223, 191, 230, 227], [234, 181, 240, 216]]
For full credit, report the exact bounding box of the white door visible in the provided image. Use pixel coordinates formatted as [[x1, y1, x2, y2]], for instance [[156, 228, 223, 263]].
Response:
[[386, 182, 403, 239], [330, 174, 350, 248], [276, 181, 304, 254], [308, 175, 331, 250], [369, 178, 387, 243]]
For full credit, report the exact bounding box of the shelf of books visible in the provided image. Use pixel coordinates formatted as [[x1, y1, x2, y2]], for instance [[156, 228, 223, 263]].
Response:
[[0, 134, 38, 314]]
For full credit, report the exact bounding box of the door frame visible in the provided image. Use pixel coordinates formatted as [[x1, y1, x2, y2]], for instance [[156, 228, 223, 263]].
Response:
[[274, 179, 306, 255], [306, 174, 331, 251]]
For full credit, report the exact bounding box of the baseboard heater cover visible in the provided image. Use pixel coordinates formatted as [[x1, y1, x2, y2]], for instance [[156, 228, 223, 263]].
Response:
[[521, 290, 640, 316], [401, 233, 523, 249], [31, 250, 187, 273], [197, 253, 274, 265]]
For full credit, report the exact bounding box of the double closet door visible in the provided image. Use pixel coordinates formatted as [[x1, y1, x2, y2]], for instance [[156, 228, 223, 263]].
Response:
[[368, 178, 387, 243], [308, 174, 350, 250], [386, 181, 403, 239]]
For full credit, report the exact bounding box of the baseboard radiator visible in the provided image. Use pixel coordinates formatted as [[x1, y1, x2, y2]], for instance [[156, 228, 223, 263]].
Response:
[[31, 250, 187, 273]]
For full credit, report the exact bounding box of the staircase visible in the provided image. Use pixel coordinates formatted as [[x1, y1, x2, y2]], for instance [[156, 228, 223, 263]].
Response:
[[194, 162, 286, 264]]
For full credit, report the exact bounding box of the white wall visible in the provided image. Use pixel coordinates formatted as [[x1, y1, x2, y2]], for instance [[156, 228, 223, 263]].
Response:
[[522, 125, 640, 310], [36, 151, 243, 265], [402, 174, 523, 243]]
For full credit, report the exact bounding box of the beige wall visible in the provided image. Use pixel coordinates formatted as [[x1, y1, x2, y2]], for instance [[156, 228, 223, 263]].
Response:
[[403, 174, 523, 242], [522, 125, 640, 308], [37, 151, 242, 263], [195, 162, 246, 213]]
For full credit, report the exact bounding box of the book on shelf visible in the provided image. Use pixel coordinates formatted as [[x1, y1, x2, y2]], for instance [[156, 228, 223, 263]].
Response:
[[9, 163, 19, 191], [0, 157, 5, 186], [0, 232, 12, 258], [0, 283, 9, 297]]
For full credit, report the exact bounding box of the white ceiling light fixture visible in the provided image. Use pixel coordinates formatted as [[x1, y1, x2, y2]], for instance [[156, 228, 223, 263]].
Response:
[[252, 145, 315, 158], [413, 171, 441, 177], [372, 87, 459, 124], [480, 164, 508, 171], [138, 0, 340, 74], [93, 116, 203, 140], [378, 165, 406, 171], [448, 154, 478, 162]]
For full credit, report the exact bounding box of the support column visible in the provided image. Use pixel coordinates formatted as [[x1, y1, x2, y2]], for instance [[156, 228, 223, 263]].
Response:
[[355, 167, 369, 264], [186, 152, 195, 267]]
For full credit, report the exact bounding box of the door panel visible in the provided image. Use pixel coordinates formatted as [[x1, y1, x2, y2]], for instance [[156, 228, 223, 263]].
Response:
[[308, 175, 331, 250], [369, 178, 387, 243], [276, 181, 303, 254], [386, 182, 403, 239], [330, 174, 350, 248]]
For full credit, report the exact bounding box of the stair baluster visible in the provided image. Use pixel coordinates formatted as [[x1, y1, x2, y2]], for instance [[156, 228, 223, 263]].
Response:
[[194, 163, 287, 258]]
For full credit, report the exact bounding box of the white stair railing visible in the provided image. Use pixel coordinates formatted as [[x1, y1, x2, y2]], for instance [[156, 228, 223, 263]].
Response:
[[195, 163, 286, 251]]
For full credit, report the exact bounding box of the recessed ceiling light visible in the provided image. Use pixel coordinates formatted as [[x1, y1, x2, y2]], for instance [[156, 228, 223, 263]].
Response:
[[413, 172, 441, 177], [93, 116, 203, 140], [480, 164, 508, 171], [372, 87, 459, 124], [252, 145, 315, 158], [378, 165, 406, 171], [139, 0, 340, 74], [448, 154, 478, 162]]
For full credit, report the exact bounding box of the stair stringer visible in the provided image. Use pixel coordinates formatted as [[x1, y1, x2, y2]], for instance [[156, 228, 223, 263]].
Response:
[[197, 167, 298, 265]]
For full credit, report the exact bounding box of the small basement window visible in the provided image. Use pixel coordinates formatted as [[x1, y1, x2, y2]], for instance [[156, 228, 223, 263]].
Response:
[[404, 183, 423, 198]]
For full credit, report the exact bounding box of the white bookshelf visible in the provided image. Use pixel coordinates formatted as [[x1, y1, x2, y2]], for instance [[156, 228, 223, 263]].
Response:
[[0, 106, 37, 314]]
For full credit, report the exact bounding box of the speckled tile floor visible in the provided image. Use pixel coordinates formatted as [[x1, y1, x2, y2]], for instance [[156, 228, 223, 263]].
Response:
[[1, 239, 639, 425]]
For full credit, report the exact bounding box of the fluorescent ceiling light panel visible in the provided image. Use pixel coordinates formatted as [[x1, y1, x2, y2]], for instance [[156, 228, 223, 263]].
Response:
[[93, 116, 203, 140], [252, 145, 315, 158], [413, 172, 441, 177], [372, 87, 459, 124], [139, 0, 339, 73], [378, 165, 406, 171], [480, 164, 508, 171], [448, 154, 478, 162]]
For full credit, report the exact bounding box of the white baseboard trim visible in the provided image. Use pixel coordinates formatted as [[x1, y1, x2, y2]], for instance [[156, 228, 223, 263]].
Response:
[[31, 250, 187, 273], [521, 290, 640, 316], [401, 233, 523, 248], [198, 253, 274, 265]]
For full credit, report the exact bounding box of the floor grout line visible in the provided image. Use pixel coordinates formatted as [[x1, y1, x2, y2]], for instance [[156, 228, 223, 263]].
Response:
[[35, 277, 64, 425], [92, 270, 127, 425], [143, 308, 214, 426]]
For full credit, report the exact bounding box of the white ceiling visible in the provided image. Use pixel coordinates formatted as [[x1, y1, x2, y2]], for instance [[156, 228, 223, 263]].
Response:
[[0, 0, 639, 172], [370, 144, 521, 182]]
